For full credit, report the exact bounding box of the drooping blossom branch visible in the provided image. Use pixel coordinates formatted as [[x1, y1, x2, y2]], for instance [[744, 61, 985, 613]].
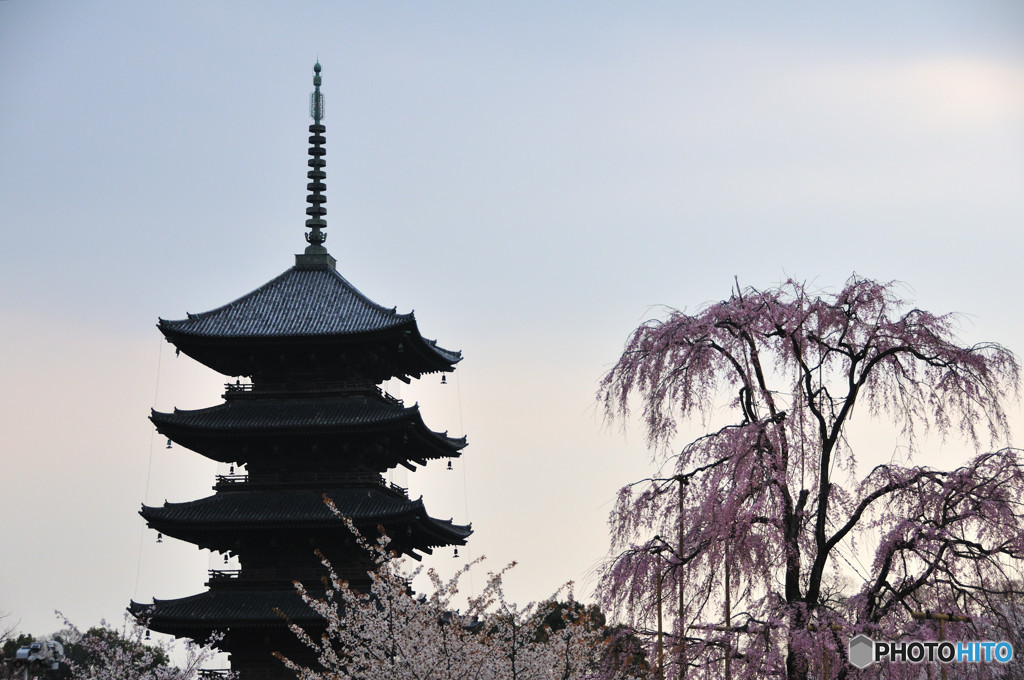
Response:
[[598, 275, 1022, 680]]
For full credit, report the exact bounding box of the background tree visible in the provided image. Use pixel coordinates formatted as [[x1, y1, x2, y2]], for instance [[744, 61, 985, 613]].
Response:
[[0, 618, 35, 680], [598, 276, 1024, 679], [0, 614, 225, 680], [60, 613, 227, 680]]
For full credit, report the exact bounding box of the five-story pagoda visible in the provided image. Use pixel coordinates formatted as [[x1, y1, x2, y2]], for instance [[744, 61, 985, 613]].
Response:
[[130, 63, 471, 679]]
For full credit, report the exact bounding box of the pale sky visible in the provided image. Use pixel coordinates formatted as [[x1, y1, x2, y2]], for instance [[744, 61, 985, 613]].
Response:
[[1, 0, 1023, 652]]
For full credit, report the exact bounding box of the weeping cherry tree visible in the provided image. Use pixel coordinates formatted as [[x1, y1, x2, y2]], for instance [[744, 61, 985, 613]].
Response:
[[598, 276, 1024, 679]]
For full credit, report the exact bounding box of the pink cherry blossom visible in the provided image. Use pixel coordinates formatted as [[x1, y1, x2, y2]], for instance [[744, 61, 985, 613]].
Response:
[[598, 276, 1023, 679], [277, 516, 639, 680]]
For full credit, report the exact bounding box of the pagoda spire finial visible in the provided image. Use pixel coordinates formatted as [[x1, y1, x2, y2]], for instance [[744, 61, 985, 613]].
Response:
[[310, 61, 324, 124], [298, 62, 335, 268]]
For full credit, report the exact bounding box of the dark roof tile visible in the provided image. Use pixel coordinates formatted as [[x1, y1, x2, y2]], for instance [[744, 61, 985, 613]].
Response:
[[154, 395, 410, 431], [160, 267, 409, 338], [151, 395, 467, 454], [142, 488, 472, 543], [130, 589, 317, 626], [145, 488, 416, 524]]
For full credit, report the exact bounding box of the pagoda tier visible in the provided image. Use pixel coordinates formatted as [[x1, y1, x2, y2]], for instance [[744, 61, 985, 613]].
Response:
[[140, 485, 471, 558], [151, 392, 465, 470], [130, 590, 318, 637], [129, 592, 323, 676], [158, 264, 460, 383]]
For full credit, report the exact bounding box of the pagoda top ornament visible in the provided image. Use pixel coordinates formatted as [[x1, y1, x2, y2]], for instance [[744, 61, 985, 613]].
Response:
[[300, 61, 332, 267], [311, 61, 324, 124], [156, 62, 461, 384]]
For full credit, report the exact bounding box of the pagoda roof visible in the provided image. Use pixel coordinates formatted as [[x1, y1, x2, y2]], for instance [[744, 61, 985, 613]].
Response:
[[142, 487, 471, 546], [151, 393, 465, 465], [158, 265, 459, 360], [129, 589, 318, 630], [153, 394, 442, 434]]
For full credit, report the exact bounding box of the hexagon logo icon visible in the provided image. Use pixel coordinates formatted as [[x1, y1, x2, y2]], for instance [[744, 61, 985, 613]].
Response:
[[849, 634, 875, 669]]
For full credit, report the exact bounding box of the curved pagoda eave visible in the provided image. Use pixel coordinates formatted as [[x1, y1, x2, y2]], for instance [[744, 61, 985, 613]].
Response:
[[157, 265, 460, 381], [160, 324, 460, 383], [151, 396, 466, 467], [129, 589, 321, 634], [140, 488, 472, 551]]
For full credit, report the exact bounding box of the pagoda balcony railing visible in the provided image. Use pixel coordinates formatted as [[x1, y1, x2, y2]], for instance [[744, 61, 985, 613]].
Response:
[[207, 568, 242, 581], [207, 566, 370, 586], [222, 380, 400, 401], [214, 472, 408, 497], [200, 670, 291, 680], [379, 389, 405, 407], [197, 670, 236, 679], [200, 671, 293, 680]]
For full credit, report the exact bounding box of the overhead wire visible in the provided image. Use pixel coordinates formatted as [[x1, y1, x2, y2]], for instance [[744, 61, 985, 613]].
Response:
[[134, 337, 164, 598], [455, 368, 474, 595]]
